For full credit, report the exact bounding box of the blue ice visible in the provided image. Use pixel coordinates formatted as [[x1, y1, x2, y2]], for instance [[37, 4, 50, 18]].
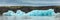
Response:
[[3, 9, 55, 16], [3, 10, 15, 16], [16, 10, 25, 16], [27, 10, 39, 16], [27, 9, 55, 16]]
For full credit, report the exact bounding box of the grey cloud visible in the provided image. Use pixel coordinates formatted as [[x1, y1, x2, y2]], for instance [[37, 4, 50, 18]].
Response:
[[0, 0, 60, 6]]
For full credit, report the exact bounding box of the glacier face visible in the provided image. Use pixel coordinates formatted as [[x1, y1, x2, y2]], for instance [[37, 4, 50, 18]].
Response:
[[0, 0, 60, 6]]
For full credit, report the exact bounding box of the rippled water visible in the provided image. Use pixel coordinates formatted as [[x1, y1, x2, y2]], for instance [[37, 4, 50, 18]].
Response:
[[0, 16, 55, 20]]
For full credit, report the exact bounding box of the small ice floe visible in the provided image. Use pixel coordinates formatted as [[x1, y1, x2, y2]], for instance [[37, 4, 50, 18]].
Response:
[[16, 10, 25, 16], [3, 10, 15, 16]]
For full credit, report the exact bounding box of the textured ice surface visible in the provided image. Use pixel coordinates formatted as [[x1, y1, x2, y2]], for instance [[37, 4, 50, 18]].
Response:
[[27, 10, 39, 16], [3, 9, 55, 16], [55, 13, 60, 18], [27, 9, 55, 16], [2, 9, 55, 20], [16, 10, 25, 16], [3, 10, 15, 16]]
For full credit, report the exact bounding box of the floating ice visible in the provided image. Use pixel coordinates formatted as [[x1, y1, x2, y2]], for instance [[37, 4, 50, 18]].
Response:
[[16, 10, 25, 16], [3, 9, 55, 16], [48, 9, 55, 16], [27, 10, 39, 16], [3, 10, 15, 16], [27, 9, 55, 16], [55, 13, 60, 18], [36, 10, 48, 16]]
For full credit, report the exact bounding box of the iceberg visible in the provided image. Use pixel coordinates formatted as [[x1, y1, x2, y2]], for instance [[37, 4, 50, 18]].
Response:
[[3, 9, 55, 16], [38, 10, 47, 16], [3, 10, 15, 20], [27, 10, 39, 16], [3, 10, 26, 16], [3, 10, 15, 16], [27, 9, 55, 16], [48, 9, 55, 16], [2, 9, 55, 20], [16, 10, 25, 16]]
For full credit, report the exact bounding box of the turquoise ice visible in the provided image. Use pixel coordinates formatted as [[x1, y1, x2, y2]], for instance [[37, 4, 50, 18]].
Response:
[[27, 9, 55, 16], [38, 10, 48, 16], [16, 10, 25, 16], [48, 9, 55, 16], [3, 10, 15, 16], [27, 10, 38, 16], [27, 10, 39, 16], [3, 9, 55, 16]]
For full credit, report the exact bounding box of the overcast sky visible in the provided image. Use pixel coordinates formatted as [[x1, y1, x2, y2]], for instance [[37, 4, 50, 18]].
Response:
[[0, 0, 60, 6]]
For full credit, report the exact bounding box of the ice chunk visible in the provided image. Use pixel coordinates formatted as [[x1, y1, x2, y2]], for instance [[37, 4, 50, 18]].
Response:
[[3, 12, 8, 16], [48, 9, 55, 16], [38, 10, 48, 16], [55, 13, 60, 18], [3, 10, 15, 16], [27, 9, 55, 16], [27, 10, 48, 16], [3, 10, 15, 20], [49, 9, 54, 11], [39, 9, 55, 16], [27, 10, 39, 16], [16, 10, 25, 16]]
